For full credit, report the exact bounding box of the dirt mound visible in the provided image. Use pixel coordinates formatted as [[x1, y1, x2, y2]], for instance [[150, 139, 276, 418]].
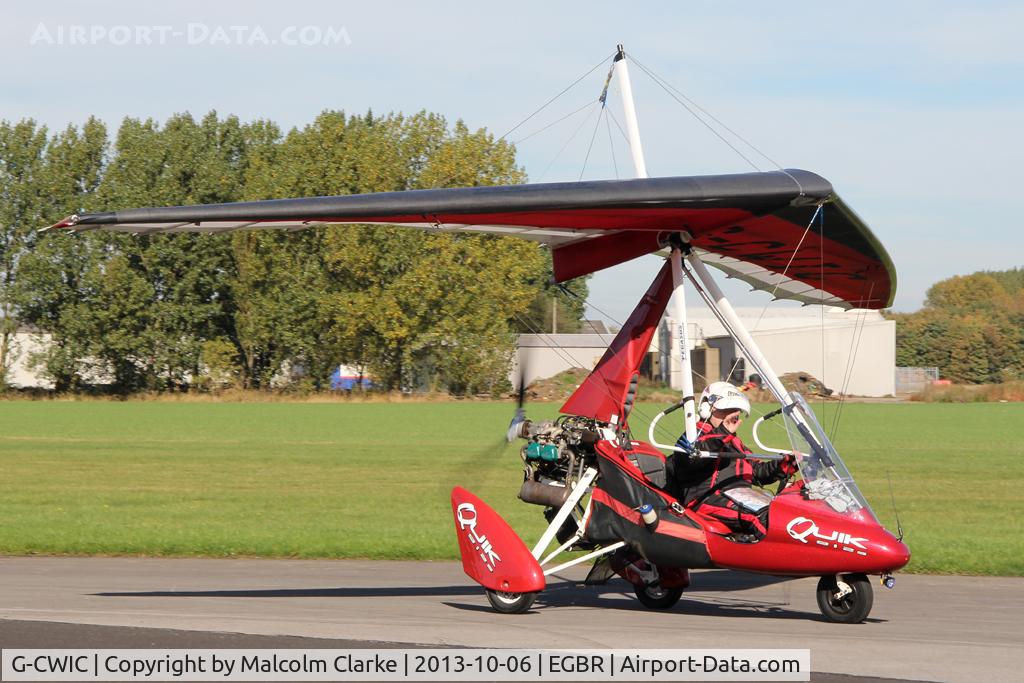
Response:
[[524, 368, 589, 401], [779, 372, 834, 397], [740, 371, 835, 402]]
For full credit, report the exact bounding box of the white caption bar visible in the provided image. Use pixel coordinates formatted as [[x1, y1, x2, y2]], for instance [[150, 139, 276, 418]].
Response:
[[1, 648, 809, 681]]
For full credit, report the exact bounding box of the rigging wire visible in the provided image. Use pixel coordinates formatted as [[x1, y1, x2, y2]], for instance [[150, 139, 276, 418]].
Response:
[[604, 107, 631, 146], [545, 287, 692, 442], [497, 52, 615, 143], [829, 309, 867, 442], [579, 324, 689, 445], [512, 100, 600, 146], [628, 54, 787, 171], [717, 202, 824, 387], [627, 58, 762, 172], [829, 281, 875, 444], [628, 54, 807, 196], [513, 309, 674, 442], [534, 102, 601, 183], [756, 204, 822, 325], [820, 201, 827, 420], [514, 312, 600, 376], [604, 108, 620, 179], [419, 53, 609, 191], [579, 107, 607, 180]]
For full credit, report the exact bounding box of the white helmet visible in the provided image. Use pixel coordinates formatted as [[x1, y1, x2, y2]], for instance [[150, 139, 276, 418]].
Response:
[[697, 381, 751, 420]]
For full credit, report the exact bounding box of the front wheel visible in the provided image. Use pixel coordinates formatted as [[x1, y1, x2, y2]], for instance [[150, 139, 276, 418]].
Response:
[[633, 584, 684, 610], [816, 573, 873, 623], [485, 589, 538, 614]]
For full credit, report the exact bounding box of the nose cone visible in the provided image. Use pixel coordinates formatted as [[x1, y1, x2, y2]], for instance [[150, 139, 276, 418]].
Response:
[[877, 530, 911, 571]]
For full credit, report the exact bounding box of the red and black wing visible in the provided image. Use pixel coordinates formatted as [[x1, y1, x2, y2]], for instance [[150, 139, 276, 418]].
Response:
[[46, 169, 895, 309]]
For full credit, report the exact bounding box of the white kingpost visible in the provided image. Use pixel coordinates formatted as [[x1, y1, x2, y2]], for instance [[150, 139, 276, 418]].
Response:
[[612, 45, 648, 179], [684, 251, 791, 406], [614, 43, 696, 442], [671, 248, 698, 444]]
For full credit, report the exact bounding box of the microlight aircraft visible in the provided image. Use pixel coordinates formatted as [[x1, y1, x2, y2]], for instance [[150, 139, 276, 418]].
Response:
[[46, 48, 909, 623]]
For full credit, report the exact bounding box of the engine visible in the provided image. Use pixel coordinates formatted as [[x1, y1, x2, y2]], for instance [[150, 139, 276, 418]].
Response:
[[515, 415, 601, 508]]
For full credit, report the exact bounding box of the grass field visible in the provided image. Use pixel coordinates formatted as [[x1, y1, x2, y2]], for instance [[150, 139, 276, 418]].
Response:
[[1, 399, 1021, 575]]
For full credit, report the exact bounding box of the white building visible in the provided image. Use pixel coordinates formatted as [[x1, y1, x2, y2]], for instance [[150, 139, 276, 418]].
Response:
[[667, 307, 895, 397], [515, 333, 615, 387], [1, 329, 53, 389]]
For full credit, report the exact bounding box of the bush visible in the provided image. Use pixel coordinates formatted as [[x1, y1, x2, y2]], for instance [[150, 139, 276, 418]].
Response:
[[912, 380, 1024, 403], [198, 339, 241, 392]]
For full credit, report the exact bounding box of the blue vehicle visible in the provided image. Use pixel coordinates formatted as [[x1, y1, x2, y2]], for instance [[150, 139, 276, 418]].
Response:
[[330, 365, 373, 391]]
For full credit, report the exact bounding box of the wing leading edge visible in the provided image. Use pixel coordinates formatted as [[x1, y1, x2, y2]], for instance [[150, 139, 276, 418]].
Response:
[[44, 169, 894, 309]]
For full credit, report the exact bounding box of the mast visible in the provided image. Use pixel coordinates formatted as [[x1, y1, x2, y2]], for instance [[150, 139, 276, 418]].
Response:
[[613, 44, 696, 443], [671, 245, 698, 444], [612, 45, 648, 179]]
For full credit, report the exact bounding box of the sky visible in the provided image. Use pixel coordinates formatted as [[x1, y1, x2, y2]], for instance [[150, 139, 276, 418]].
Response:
[[3, 1, 1021, 324]]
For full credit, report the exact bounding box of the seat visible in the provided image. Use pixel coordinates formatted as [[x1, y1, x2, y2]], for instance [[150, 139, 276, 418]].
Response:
[[625, 449, 667, 488]]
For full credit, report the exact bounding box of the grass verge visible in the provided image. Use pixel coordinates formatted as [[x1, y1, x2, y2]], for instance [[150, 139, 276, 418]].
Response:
[[1, 400, 1021, 575]]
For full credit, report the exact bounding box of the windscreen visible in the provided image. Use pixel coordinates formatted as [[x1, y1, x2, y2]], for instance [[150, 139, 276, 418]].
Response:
[[782, 393, 877, 522]]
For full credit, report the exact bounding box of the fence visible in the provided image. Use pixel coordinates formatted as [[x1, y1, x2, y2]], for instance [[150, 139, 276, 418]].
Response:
[[895, 366, 939, 393]]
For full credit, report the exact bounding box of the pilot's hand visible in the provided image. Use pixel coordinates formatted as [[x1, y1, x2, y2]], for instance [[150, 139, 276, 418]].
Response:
[[781, 453, 798, 474]]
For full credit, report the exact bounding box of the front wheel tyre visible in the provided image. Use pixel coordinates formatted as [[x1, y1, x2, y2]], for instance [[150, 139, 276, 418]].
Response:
[[485, 589, 538, 614], [633, 584, 684, 610], [816, 573, 873, 623]]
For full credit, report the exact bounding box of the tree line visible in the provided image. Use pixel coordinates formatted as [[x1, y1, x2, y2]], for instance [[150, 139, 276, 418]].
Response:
[[890, 268, 1024, 384], [0, 110, 587, 395]]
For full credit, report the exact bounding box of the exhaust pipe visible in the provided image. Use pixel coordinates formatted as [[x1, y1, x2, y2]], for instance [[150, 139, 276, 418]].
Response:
[[518, 480, 571, 507]]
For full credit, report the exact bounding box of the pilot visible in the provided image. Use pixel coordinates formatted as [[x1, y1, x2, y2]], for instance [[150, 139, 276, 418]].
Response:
[[667, 382, 797, 541]]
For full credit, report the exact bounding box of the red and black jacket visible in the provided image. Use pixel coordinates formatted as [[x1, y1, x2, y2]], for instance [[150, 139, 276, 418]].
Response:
[[668, 420, 797, 509]]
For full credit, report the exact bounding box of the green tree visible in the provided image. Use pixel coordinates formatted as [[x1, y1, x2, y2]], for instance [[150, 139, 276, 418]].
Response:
[[985, 267, 1024, 296], [239, 110, 547, 394], [893, 269, 1024, 383], [924, 273, 1011, 315], [91, 113, 246, 391], [516, 262, 590, 334], [11, 118, 108, 391], [0, 119, 50, 388]]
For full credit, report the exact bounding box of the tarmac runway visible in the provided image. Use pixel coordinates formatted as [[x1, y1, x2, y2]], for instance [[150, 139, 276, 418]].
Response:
[[0, 557, 1020, 682]]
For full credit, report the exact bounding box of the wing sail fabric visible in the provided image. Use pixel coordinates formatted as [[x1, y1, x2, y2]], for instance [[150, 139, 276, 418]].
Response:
[[45, 169, 895, 309]]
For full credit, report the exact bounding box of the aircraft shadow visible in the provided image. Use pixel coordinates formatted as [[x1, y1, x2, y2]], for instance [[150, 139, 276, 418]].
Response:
[[93, 570, 881, 623], [94, 586, 483, 599], [93, 570, 789, 600], [679, 569, 794, 592], [444, 596, 883, 623]]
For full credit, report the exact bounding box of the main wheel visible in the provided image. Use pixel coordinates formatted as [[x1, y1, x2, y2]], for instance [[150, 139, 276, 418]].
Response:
[[485, 589, 537, 614], [633, 584, 684, 610], [816, 573, 873, 623]]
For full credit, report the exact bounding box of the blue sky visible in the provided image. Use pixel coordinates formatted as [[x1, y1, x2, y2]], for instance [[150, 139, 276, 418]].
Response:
[[4, 1, 1021, 323]]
